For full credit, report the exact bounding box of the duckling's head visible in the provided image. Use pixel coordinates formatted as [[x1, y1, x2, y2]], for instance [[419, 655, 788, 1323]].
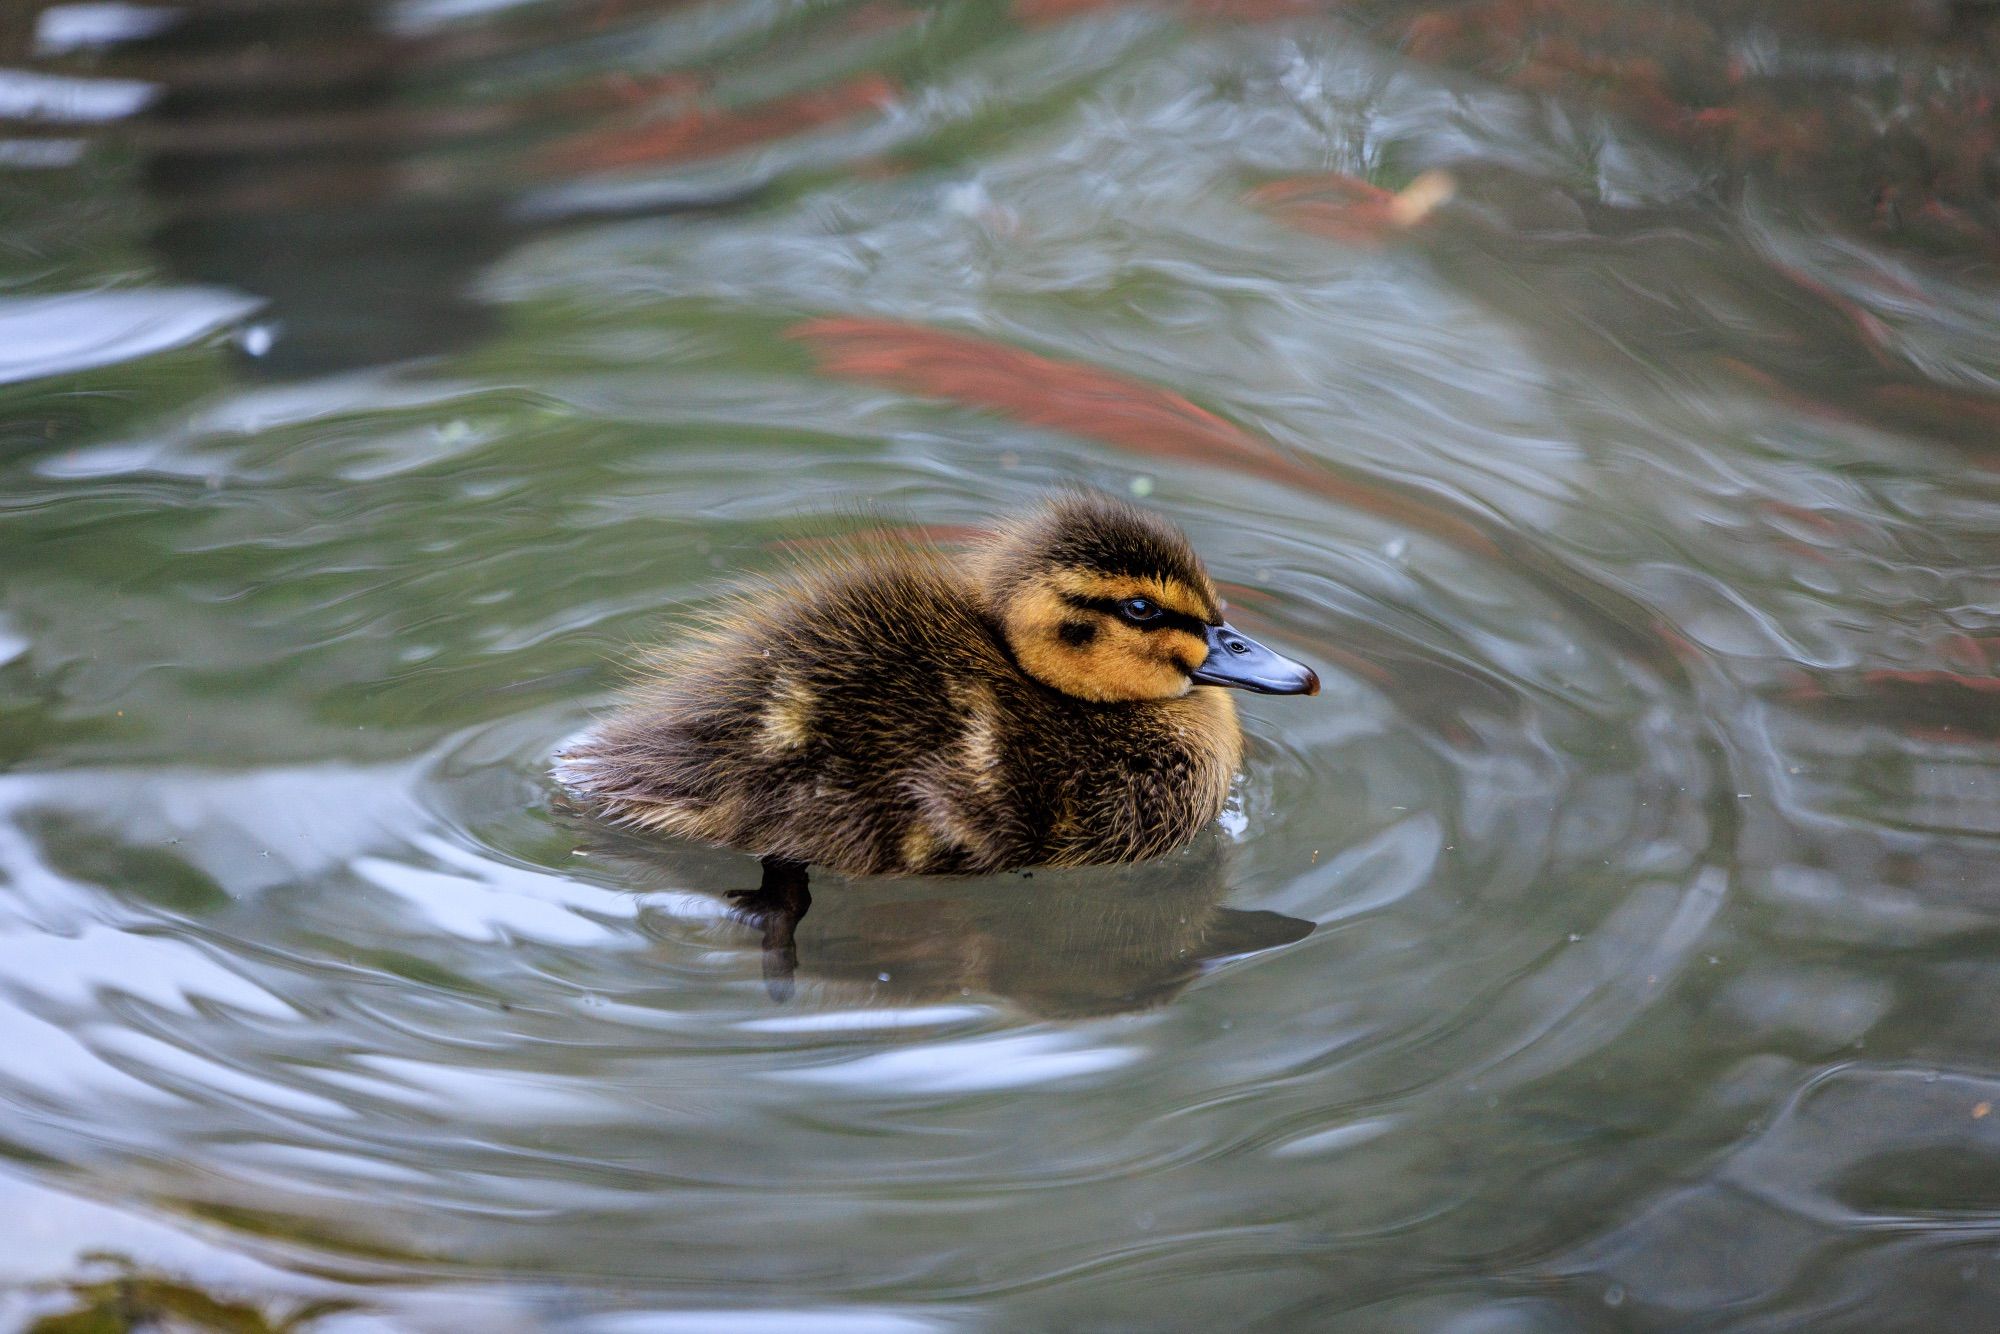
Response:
[[978, 493, 1320, 704]]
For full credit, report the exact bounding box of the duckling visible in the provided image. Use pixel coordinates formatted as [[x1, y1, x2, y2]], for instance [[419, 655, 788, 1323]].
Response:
[[555, 492, 1318, 879]]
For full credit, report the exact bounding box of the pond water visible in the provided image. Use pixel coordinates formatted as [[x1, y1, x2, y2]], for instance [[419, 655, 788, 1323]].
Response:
[[4, 1, 2000, 1328]]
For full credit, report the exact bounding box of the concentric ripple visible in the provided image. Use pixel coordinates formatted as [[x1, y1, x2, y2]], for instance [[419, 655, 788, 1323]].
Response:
[[3, 0, 1999, 1328]]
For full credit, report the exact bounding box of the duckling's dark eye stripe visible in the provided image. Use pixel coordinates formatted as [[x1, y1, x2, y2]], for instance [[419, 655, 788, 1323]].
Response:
[[1060, 594, 1208, 637]]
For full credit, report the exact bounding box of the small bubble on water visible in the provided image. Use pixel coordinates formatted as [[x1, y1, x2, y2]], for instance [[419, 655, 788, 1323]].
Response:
[[1604, 1285, 1625, 1308], [1128, 476, 1154, 498], [942, 180, 989, 216]]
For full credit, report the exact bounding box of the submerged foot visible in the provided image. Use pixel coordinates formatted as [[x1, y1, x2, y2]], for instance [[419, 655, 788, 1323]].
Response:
[[726, 857, 811, 1002]]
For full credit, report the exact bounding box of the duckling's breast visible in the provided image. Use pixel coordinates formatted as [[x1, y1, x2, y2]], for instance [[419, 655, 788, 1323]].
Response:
[[1001, 683, 1242, 869]]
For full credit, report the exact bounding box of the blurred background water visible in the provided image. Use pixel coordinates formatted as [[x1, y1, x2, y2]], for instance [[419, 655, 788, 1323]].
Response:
[[3, 0, 2000, 1328]]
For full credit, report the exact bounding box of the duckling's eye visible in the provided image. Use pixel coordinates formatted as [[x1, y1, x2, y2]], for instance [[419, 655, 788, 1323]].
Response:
[[1119, 597, 1162, 624]]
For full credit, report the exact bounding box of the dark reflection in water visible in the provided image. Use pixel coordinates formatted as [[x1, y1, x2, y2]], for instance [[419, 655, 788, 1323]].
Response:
[[585, 822, 1313, 1014], [134, 0, 517, 375], [29, 0, 758, 377]]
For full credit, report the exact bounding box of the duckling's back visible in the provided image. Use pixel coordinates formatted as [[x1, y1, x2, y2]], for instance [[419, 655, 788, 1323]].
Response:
[[558, 552, 1033, 876]]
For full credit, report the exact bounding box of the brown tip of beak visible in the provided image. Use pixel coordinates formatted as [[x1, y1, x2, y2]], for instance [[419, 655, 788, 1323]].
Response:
[[1304, 668, 1321, 696]]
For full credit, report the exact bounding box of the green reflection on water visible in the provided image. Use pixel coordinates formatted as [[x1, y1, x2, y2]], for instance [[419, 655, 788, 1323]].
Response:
[[3, 0, 2000, 1328]]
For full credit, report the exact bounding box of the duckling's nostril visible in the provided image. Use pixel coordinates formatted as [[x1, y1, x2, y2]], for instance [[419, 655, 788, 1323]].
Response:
[[1227, 637, 1250, 654]]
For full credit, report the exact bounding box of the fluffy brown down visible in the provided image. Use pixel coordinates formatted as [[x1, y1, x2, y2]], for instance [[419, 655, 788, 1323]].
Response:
[[555, 495, 1244, 877]]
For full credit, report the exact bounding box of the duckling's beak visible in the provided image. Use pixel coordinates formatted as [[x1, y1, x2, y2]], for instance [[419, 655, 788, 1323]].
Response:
[[1188, 622, 1321, 696]]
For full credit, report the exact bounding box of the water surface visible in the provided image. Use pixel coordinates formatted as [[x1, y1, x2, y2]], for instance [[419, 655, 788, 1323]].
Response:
[[4, 1, 2000, 1328]]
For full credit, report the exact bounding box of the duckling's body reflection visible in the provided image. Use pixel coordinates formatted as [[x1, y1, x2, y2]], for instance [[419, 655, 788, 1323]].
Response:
[[589, 830, 1312, 1017]]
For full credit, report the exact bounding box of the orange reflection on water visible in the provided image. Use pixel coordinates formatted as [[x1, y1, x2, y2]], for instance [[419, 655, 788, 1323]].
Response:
[[1013, 0, 1317, 25], [794, 318, 1280, 470], [1246, 171, 1452, 249], [789, 316, 1501, 558], [545, 74, 899, 174]]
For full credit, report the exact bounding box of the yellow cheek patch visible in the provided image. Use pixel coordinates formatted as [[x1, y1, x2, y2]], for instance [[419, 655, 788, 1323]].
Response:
[[1082, 636, 1192, 702], [1005, 585, 1088, 697], [1161, 627, 1209, 670], [1005, 585, 1190, 702]]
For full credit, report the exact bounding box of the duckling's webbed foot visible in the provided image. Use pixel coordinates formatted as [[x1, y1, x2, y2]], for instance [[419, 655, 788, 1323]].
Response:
[[727, 856, 811, 1002]]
